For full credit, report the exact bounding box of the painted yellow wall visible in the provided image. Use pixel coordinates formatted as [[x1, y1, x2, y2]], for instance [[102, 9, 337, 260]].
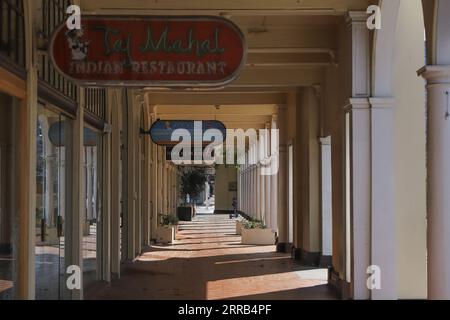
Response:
[[324, 17, 353, 280], [393, 0, 427, 299], [295, 88, 321, 253], [215, 165, 238, 212]]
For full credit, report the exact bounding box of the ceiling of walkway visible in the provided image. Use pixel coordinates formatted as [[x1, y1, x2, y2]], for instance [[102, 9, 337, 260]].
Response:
[[81, 0, 374, 129]]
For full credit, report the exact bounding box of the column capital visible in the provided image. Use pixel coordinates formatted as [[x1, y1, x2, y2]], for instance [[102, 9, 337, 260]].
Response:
[[312, 84, 322, 99], [346, 11, 368, 27], [343, 97, 370, 111], [320, 136, 331, 145], [418, 65, 450, 84], [369, 97, 395, 109]]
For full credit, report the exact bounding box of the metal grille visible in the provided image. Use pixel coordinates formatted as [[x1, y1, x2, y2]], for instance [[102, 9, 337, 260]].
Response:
[[37, 0, 77, 101], [85, 88, 106, 120], [0, 0, 26, 70]]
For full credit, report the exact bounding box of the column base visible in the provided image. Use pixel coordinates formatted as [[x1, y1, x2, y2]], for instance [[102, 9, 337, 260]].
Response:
[[276, 242, 293, 253], [292, 248, 321, 266], [214, 209, 234, 215], [319, 255, 332, 268], [328, 267, 352, 300]]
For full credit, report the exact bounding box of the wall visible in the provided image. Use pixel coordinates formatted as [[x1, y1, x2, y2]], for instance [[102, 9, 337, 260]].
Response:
[[324, 16, 353, 282], [0, 93, 13, 249], [215, 165, 237, 212], [393, 0, 427, 299], [296, 89, 321, 254]]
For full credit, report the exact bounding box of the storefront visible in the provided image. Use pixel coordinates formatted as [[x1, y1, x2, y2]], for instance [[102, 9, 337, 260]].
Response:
[[0, 0, 27, 300]]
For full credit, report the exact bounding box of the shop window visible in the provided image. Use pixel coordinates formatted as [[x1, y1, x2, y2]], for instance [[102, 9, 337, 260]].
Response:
[[35, 105, 73, 300], [82, 128, 103, 289], [0, 92, 17, 300]]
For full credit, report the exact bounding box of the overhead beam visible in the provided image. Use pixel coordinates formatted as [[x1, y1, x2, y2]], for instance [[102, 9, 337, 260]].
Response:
[[81, 0, 372, 14], [244, 28, 337, 49], [231, 67, 324, 87], [246, 52, 335, 67], [145, 92, 286, 105], [155, 104, 278, 115]]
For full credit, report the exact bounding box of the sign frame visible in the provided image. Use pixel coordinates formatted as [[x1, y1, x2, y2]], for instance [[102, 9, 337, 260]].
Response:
[[49, 15, 247, 88], [145, 119, 227, 147]]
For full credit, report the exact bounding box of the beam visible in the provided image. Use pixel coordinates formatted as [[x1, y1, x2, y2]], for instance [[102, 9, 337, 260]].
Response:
[[247, 52, 335, 67], [81, 0, 372, 14], [154, 104, 278, 115], [231, 67, 324, 88], [145, 92, 286, 105]]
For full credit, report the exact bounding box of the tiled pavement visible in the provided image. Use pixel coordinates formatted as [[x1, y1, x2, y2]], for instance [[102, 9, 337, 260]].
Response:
[[87, 208, 337, 300]]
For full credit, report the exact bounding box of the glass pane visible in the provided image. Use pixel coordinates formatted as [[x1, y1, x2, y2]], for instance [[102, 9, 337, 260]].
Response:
[[0, 93, 16, 300], [36, 105, 72, 300], [83, 128, 102, 289]]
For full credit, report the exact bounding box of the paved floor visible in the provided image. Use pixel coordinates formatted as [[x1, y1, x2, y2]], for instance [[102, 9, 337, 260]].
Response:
[[87, 208, 336, 300]]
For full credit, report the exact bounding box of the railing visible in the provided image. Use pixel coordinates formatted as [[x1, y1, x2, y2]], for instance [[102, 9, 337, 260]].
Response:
[[84, 88, 106, 120], [37, 0, 77, 102], [0, 0, 26, 74]]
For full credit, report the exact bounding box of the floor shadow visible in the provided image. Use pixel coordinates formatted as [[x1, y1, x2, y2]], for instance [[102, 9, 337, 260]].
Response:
[[86, 215, 337, 301]]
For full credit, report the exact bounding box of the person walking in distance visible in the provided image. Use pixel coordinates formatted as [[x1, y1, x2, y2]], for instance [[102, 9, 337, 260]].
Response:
[[230, 197, 238, 219]]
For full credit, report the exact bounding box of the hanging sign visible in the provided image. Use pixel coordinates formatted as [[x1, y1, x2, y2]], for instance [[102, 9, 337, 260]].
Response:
[[148, 120, 227, 147], [49, 16, 246, 88]]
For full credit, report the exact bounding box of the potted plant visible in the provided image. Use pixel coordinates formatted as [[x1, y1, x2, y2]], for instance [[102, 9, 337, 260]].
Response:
[[155, 214, 179, 244], [178, 167, 207, 221], [236, 217, 246, 235], [241, 219, 276, 245]]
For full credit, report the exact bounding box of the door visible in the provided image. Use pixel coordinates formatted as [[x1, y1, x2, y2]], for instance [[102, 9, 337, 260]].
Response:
[[35, 105, 72, 300]]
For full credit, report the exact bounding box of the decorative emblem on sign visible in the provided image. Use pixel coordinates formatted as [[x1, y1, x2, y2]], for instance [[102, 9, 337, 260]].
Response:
[[50, 16, 246, 88]]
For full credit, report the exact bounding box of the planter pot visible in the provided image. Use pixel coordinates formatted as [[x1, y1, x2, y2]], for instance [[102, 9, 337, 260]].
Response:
[[177, 206, 193, 221], [83, 222, 91, 236], [236, 221, 244, 235], [156, 226, 175, 244], [241, 228, 276, 245]]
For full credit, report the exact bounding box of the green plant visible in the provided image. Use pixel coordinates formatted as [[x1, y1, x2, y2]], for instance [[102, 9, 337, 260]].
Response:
[[242, 219, 266, 230], [180, 167, 207, 204], [161, 214, 179, 226]]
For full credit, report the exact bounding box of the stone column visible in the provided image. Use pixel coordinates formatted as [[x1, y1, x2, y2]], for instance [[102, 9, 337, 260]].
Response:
[[256, 163, 261, 220], [341, 11, 373, 300], [320, 136, 332, 267], [346, 98, 371, 300], [264, 124, 271, 227], [419, 65, 450, 299], [369, 97, 396, 300], [270, 115, 279, 231], [246, 167, 250, 214], [110, 90, 121, 278], [277, 106, 288, 252]]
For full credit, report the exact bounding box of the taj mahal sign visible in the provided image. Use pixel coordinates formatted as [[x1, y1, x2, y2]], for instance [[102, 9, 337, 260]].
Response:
[[50, 16, 246, 88]]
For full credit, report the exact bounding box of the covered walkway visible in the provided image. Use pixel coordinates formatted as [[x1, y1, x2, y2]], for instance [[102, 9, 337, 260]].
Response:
[[87, 208, 334, 300]]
